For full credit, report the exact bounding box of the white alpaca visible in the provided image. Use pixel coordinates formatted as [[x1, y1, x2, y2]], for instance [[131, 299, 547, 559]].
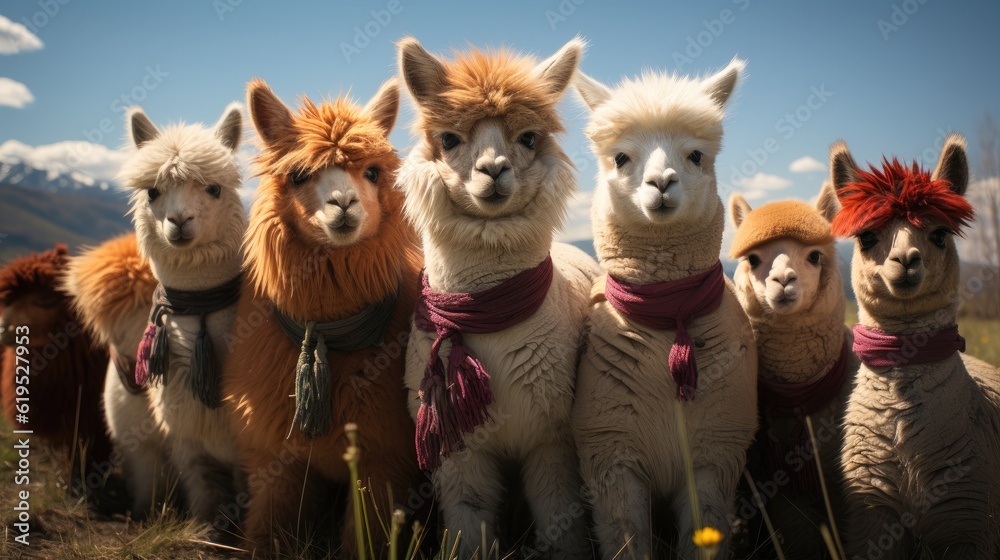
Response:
[[572, 61, 758, 559], [396, 38, 600, 558], [64, 233, 173, 518], [729, 185, 859, 556], [118, 104, 247, 533]]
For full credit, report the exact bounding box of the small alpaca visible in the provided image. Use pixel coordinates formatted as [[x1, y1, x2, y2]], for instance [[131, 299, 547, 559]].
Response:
[[833, 136, 1000, 558], [571, 61, 758, 558], [729, 185, 859, 557], [396, 38, 600, 558], [64, 233, 172, 517], [0, 245, 113, 489], [118, 103, 248, 533], [221, 78, 421, 555]]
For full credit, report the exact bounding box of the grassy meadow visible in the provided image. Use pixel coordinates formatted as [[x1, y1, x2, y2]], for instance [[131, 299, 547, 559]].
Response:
[[1, 308, 997, 559]]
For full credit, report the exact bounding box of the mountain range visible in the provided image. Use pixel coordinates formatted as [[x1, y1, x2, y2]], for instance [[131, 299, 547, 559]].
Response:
[[0, 158, 133, 262]]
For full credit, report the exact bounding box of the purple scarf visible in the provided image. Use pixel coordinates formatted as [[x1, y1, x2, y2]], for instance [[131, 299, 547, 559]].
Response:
[[758, 340, 851, 497], [853, 324, 965, 368], [603, 261, 725, 401], [414, 255, 553, 470]]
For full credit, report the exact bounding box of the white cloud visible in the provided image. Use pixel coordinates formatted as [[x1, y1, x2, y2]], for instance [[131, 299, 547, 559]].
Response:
[[0, 16, 43, 55], [0, 77, 33, 108], [556, 189, 593, 242], [789, 156, 825, 173], [0, 139, 128, 182]]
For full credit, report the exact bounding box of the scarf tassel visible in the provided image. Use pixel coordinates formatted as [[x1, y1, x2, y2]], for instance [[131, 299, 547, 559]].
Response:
[[416, 358, 448, 471], [290, 323, 333, 439], [188, 314, 221, 409], [147, 317, 170, 386], [134, 323, 156, 386], [669, 322, 698, 401], [448, 340, 494, 432]]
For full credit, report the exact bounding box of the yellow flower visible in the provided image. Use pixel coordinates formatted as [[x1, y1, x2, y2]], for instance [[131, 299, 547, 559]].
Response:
[[693, 526, 723, 548]]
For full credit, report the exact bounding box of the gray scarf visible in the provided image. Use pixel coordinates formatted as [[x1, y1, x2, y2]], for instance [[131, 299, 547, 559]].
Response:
[[274, 289, 398, 439]]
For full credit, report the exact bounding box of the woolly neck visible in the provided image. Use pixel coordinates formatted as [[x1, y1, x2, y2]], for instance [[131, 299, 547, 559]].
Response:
[[245, 184, 417, 323], [421, 236, 552, 295], [594, 197, 725, 284], [857, 298, 959, 336], [151, 250, 243, 293]]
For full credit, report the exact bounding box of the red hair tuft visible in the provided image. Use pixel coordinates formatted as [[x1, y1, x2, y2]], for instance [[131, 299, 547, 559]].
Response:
[[831, 158, 974, 238]]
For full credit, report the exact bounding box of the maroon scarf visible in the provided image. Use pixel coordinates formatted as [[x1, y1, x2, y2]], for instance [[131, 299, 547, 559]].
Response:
[[853, 324, 965, 368], [604, 260, 725, 401], [414, 255, 553, 470], [757, 340, 851, 497]]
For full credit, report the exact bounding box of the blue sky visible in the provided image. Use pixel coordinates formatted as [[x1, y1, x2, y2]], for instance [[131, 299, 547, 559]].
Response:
[[2, 0, 998, 244]]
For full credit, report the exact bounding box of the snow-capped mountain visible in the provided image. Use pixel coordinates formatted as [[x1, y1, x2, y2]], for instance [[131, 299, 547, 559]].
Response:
[[0, 157, 115, 193]]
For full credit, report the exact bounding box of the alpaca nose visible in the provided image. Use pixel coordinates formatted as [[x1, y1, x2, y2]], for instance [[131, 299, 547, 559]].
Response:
[[771, 269, 797, 287], [645, 169, 678, 193], [326, 190, 356, 209], [890, 248, 922, 269], [476, 157, 511, 180], [167, 214, 192, 226]]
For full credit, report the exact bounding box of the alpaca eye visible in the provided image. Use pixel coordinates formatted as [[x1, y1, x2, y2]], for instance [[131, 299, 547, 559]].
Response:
[[930, 228, 949, 248], [808, 251, 822, 265], [858, 231, 878, 251], [289, 170, 311, 187], [363, 167, 379, 183], [688, 150, 703, 166], [147, 187, 160, 202], [440, 133, 461, 151], [518, 132, 537, 149], [747, 255, 761, 270], [614, 153, 630, 168], [205, 184, 221, 198]]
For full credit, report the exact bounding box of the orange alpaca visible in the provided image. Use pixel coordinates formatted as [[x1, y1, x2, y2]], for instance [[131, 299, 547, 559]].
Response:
[[222, 78, 422, 555], [0, 245, 112, 488]]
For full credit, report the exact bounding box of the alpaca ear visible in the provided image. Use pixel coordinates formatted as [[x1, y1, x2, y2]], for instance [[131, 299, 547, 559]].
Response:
[[574, 71, 612, 111], [829, 140, 860, 198], [815, 180, 840, 222], [127, 107, 159, 148], [703, 57, 745, 108], [397, 37, 446, 107], [362, 79, 400, 135], [534, 37, 585, 97], [932, 133, 969, 196], [247, 78, 294, 146], [214, 102, 243, 152], [729, 192, 752, 229]]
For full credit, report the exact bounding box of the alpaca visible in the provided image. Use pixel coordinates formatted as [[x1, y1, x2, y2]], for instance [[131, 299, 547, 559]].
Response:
[[221, 77, 422, 556], [833, 136, 1000, 559], [396, 38, 601, 558], [64, 233, 172, 517], [0, 245, 113, 490], [729, 185, 859, 557], [118, 103, 248, 533], [571, 61, 758, 559]]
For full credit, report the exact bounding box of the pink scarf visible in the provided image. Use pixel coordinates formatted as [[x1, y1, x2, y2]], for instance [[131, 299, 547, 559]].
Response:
[[757, 340, 850, 497], [604, 261, 725, 401], [414, 255, 553, 470], [852, 324, 965, 368]]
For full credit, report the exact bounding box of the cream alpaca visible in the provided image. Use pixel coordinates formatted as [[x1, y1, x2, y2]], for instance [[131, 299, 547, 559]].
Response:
[[572, 61, 758, 559], [729, 185, 859, 556], [118, 104, 247, 533], [64, 233, 172, 517], [834, 136, 1000, 558], [397, 38, 600, 558]]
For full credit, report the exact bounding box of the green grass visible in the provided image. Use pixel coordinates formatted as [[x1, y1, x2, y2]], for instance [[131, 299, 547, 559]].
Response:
[[844, 299, 1000, 367]]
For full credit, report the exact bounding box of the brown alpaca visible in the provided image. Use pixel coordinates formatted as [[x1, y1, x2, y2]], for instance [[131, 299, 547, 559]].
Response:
[[0, 245, 112, 489], [64, 233, 172, 517], [221, 78, 422, 556]]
